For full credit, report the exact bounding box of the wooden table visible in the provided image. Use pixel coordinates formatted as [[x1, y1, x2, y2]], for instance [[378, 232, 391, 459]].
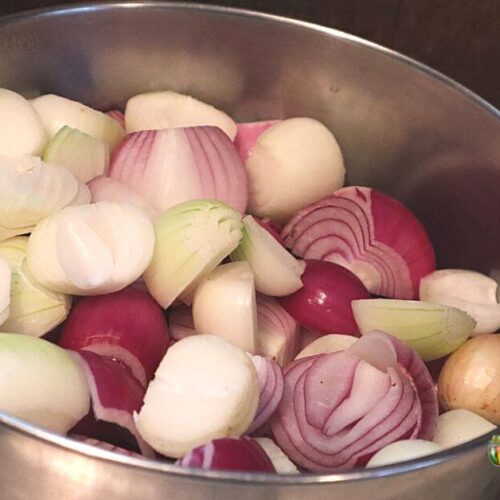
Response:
[[1, 0, 499, 108]]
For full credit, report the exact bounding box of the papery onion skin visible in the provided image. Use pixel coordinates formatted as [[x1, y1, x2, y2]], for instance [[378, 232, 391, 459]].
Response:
[[282, 186, 436, 299], [59, 287, 170, 386], [438, 334, 500, 425], [270, 349, 422, 471], [109, 126, 248, 213], [279, 259, 370, 335], [176, 437, 275, 472], [247, 356, 284, 434]]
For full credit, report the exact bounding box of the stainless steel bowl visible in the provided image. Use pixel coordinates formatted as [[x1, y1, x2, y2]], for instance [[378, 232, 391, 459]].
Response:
[[0, 2, 498, 499]]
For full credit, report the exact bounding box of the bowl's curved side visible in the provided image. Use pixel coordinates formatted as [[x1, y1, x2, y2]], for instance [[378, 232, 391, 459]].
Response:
[[0, 2, 498, 499]]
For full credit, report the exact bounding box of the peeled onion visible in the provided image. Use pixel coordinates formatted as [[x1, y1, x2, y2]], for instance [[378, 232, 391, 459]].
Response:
[[366, 439, 443, 468], [295, 334, 357, 359], [234, 120, 280, 162], [254, 437, 298, 473]]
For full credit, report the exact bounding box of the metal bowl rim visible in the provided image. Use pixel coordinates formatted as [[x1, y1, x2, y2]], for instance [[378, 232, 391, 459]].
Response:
[[0, 0, 498, 485]]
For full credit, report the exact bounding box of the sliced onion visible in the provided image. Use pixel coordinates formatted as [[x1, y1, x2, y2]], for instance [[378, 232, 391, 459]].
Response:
[[135, 335, 259, 458], [143, 199, 243, 308], [70, 434, 144, 458], [87, 176, 159, 220], [192, 262, 257, 353], [168, 305, 197, 341], [109, 127, 248, 213], [43, 126, 110, 183], [352, 299, 475, 361], [0, 237, 71, 336], [253, 437, 299, 473], [432, 409, 496, 449], [280, 259, 370, 335], [0, 88, 47, 157], [59, 287, 170, 386], [231, 215, 304, 296], [234, 120, 280, 162], [0, 334, 90, 433], [176, 437, 275, 472], [366, 439, 442, 468], [27, 202, 154, 295], [254, 217, 284, 245], [0, 155, 89, 241], [295, 334, 357, 360], [282, 186, 436, 299], [124, 90, 237, 139], [256, 294, 300, 367], [31, 94, 125, 151], [270, 349, 422, 471], [72, 350, 151, 456], [247, 356, 284, 434], [246, 117, 345, 223], [420, 269, 500, 335], [105, 110, 125, 129], [0, 254, 10, 325]]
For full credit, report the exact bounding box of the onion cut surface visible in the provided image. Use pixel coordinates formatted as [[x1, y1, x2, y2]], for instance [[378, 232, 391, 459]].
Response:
[[282, 186, 436, 299], [247, 356, 284, 434], [59, 287, 170, 386], [109, 127, 248, 213], [255, 294, 300, 367], [176, 437, 275, 472]]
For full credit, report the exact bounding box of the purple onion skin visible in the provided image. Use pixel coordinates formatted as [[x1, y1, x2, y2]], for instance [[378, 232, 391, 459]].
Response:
[[279, 260, 370, 335], [176, 438, 276, 473]]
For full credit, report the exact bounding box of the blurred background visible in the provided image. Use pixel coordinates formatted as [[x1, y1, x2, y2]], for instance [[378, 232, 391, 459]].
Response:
[[1, 0, 499, 108]]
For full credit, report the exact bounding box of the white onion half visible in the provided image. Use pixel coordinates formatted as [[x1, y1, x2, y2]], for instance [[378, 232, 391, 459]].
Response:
[[366, 440, 443, 468], [0, 333, 90, 433], [0, 155, 90, 241], [125, 90, 237, 139], [135, 334, 259, 458], [0, 88, 47, 157], [27, 202, 154, 295]]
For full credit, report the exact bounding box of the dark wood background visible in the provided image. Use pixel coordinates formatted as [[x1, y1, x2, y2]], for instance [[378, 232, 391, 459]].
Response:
[[1, 0, 499, 108]]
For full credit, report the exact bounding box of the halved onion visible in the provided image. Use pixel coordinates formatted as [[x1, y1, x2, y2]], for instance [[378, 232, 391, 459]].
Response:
[[192, 262, 257, 353], [0, 237, 71, 336], [27, 202, 154, 295], [143, 199, 243, 308], [31, 94, 125, 151], [246, 118, 345, 223], [282, 186, 436, 299], [176, 437, 275, 472], [135, 335, 259, 458], [254, 438, 298, 473], [420, 269, 500, 335], [255, 294, 300, 367], [124, 90, 237, 139], [352, 299, 476, 361], [0, 88, 47, 157], [59, 287, 170, 386], [231, 215, 304, 297], [0, 155, 89, 241], [295, 334, 357, 360], [43, 126, 110, 183], [0, 333, 90, 433], [72, 350, 151, 456], [366, 439, 442, 468], [247, 356, 284, 434], [109, 126, 248, 213]]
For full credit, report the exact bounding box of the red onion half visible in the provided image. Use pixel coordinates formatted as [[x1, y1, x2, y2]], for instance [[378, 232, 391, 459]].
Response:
[[109, 126, 248, 213], [282, 186, 436, 299], [279, 259, 370, 335], [72, 351, 152, 457], [60, 287, 170, 386], [271, 332, 426, 471], [247, 356, 285, 434], [176, 437, 275, 472]]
